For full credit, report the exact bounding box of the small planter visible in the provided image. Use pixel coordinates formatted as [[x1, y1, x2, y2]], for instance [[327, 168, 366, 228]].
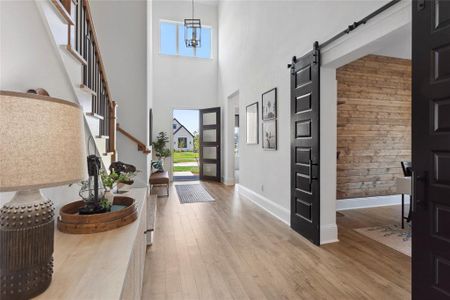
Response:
[[104, 190, 114, 206]]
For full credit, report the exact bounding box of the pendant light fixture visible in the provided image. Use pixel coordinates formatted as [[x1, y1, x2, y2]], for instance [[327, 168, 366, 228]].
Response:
[[184, 0, 201, 48]]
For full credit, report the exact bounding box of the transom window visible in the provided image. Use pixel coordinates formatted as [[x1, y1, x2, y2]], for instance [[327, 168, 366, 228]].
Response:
[[160, 20, 212, 59]]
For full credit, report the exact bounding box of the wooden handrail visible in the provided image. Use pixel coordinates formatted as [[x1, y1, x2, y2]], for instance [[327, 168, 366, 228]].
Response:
[[52, 0, 150, 160], [117, 124, 151, 155], [56, 0, 116, 158], [82, 0, 114, 110]]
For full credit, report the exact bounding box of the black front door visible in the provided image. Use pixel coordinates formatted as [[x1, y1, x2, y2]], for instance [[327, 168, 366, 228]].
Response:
[[290, 42, 320, 245], [199, 107, 221, 181], [412, 0, 450, 298]]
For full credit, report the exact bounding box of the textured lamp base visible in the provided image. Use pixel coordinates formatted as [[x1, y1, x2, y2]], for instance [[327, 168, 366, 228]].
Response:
[[0, 190, 55, 300]]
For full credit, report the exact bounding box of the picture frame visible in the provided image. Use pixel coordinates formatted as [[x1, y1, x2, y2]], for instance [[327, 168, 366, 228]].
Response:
[[246, 102, 259, 144], [262, 88, 277, 121], [262, 119, 277, 150]]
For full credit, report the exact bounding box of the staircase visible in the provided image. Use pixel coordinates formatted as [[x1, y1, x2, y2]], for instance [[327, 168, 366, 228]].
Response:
[[36, 0, 151, 170]]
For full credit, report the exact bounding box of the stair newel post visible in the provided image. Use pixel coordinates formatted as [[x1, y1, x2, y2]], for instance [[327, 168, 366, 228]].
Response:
[[109, 100, 117, 161]]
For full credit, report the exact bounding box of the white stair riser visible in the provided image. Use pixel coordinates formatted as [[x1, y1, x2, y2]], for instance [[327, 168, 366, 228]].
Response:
[[94, 138, 107, 154]]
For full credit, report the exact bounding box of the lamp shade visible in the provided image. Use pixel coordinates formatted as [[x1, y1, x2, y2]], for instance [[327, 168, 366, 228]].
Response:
[[0, 91, 87, 191]]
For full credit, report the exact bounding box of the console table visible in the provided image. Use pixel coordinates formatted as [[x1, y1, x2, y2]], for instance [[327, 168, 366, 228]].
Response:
[[34, 187, 155, 300]]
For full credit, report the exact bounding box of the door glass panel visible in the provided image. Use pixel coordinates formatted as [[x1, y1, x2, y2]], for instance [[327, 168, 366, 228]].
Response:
[[203, 129, 217, 142], [203, 147, 217, 160], [203, 163, 217, 177], [203, 112, 217, 125]]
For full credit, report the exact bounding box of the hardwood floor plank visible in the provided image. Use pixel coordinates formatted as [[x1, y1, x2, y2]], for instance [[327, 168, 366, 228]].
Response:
[[143, 182, 411, 299]]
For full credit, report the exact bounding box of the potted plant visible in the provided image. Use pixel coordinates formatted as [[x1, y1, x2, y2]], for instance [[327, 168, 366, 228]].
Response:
[[100, 169, 138, 204], [152, 131, 171, 168]]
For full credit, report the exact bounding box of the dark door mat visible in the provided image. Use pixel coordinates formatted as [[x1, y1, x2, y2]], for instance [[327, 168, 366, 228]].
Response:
[[173, 175, 199, 181], [175, 184, 215, 204]]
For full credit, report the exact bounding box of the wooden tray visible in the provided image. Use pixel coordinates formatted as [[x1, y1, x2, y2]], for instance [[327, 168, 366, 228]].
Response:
[[57, 196, 137, 234]]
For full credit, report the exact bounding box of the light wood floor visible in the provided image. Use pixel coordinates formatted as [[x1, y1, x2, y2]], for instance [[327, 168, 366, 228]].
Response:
[[143, 182, 411, 300]]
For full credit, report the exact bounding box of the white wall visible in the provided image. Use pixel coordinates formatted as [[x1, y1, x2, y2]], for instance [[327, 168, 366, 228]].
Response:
[[0, 0, 91, 209], [218, 0, 390, 242], [89, 0, 150, 187], [152, 0, 218, 177]]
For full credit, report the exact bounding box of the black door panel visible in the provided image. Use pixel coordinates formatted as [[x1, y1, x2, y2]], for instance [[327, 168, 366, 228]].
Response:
[[290, 42, 320, 245], [412, 0, 450, 298], [199, 107, 221, 181]]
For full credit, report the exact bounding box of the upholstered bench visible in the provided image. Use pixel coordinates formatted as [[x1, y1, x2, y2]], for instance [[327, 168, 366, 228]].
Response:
[[149, 171, 169, 196]]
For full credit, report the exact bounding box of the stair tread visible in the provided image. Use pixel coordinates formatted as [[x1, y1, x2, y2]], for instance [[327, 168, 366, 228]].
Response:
[[86, 112, 104, 120], [50, 0, 74, 25], [64, 45, 87, 66], [79, 84, 97, 96]]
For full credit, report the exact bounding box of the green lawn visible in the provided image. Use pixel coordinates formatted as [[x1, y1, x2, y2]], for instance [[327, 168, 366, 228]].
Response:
[[173, 166, 199, 174], [173, 151, 198, 163]]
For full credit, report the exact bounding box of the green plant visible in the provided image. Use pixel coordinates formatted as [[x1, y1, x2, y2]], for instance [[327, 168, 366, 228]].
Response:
[[152, 131, 171, 159], [193, 131, 199, 153], [99, 198, 112, 211], [100, 170, 137, 190]]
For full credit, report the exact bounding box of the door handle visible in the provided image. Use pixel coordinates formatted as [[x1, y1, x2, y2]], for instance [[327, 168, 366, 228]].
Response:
[[412, 171, 428, 211], [309, 159, 319, 184]]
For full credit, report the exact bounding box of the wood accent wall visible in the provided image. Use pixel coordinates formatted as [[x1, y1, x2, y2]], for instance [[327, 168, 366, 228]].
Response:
[[336, 55, 411, 199]]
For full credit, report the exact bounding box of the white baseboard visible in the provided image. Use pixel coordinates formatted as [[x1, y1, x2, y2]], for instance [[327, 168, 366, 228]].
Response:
[[237, 184, 290, 226], [222, 177, 235, 186], [321, 224, 339, 244], [237, 185, 340, 245], [336, 194, 404, 211]]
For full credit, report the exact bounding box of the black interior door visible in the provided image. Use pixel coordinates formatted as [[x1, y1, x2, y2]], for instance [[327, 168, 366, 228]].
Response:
[[412, 0, 450, 298], [290, 42, 320, 245], [199, 107, 221, 181]]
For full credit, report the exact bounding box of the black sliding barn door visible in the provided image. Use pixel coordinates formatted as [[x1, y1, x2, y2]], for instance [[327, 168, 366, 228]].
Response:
[[290, 42, 320, 245], [412, 1, 450, 298], [199, 107, 221, 181]]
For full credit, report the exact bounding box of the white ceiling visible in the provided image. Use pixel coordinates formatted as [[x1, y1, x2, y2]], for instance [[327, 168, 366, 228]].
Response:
[[371, 23, 411, 59]]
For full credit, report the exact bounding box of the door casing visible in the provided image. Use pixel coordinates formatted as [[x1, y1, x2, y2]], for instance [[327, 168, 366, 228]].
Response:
[[317, 1, 412, 244]]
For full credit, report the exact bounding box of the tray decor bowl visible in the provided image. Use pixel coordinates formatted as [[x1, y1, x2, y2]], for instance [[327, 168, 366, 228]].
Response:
[[57, 196, 137, 234]]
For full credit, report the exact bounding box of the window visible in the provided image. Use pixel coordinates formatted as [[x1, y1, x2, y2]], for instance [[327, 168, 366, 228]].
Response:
[[173, 123, 177, 130], [160, 21, 212, 59], [178, 137, 187, 148]]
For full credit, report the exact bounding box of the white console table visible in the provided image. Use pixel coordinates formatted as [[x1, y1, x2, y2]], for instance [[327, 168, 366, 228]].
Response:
[[35, 187, 155, 300]]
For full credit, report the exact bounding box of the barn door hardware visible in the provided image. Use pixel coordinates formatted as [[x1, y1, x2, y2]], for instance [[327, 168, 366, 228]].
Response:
[[287, 56, 297, 74]]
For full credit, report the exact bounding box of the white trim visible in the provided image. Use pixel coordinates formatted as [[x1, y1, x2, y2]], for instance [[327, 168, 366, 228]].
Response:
[[318, 1, 412, 245], [237, 184, 338, 245], [336, 194, 404, 211], [321, 224, 339, 245], [222, 177, 235, 186], [159, 19, 213, 29], [237, 184, 290, 226], [321, 1, 411, 68]]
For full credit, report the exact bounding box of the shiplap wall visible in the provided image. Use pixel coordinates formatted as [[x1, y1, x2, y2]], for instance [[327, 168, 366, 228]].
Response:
[[336, 55, 411, 199]]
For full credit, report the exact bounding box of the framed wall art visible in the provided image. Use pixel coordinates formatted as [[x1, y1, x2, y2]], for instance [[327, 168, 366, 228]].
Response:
[[262, 119, 277, 150], [246, 102, 259, 144], [262, 88, 277, 121]]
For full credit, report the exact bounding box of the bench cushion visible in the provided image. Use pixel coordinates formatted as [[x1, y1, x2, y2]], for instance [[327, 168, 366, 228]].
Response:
[[150, 171, 169, 184]]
